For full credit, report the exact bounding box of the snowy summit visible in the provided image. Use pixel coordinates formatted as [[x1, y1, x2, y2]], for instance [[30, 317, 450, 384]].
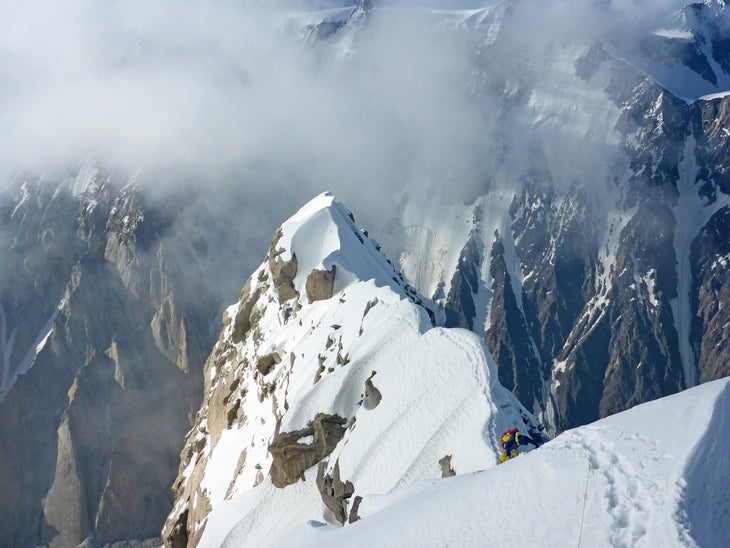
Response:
[[163, 193, 542, 546]]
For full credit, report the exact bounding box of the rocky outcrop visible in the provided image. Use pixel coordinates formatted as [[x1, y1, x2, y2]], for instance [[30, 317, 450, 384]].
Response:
[[306, 266, 337, 303], [164, 508, 189, 548], [439, 455, 456, 478], [364, 371, 382, 408], [316, 460, 355, 525], [230, 279, 261, 344], [256, 352, 281, 376], [269, 229, 299, 302], [269, 414, 347, 488]]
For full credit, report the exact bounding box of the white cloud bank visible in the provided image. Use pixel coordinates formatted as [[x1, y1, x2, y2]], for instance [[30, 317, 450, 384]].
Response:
[[0, 1, 490, 222], [0, 0, 715, 230]]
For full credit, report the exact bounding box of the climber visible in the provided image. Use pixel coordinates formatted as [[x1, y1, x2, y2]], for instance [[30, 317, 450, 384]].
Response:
[[498, 428, 540, 464]]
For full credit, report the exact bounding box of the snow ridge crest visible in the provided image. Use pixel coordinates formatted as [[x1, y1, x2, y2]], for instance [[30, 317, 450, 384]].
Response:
[[162, 193, 539, 547]]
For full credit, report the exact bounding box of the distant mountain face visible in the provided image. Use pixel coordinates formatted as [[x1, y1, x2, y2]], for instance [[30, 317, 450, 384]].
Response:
[[351, 0, 730, 434], [161, 193, 542, 547], [289, 0, 730, 435], [0, 169, 221, 546]]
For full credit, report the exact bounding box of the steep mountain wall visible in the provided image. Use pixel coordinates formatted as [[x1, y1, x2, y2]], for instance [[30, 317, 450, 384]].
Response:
[[0, 170, 218, 546]]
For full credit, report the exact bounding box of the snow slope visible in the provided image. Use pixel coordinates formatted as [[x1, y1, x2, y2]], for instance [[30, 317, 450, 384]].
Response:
[[272, 377, 730, 548], [167, 192, 542, 545], [200, 326, 540, 548]]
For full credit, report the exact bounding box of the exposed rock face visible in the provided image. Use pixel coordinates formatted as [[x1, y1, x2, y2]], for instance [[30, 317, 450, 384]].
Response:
[[0, 170, 218, 547], [348, 496, 363, 524], [256, 352, 281, 376], [306, 266, 337, 303], [269, 413, 347, 488], [537, 65, 727, 430], [690, 206, 730, 383], [316, 460, 355, 525], [476, 66, 702, 432], [269, 229, 300, 302], [444, 226, 483, 332], [484, 231, 543, 410], [165, 509, 189, 548]]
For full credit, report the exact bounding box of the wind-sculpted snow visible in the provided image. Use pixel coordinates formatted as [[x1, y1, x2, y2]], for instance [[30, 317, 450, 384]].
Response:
[[164, 193, 541, 546], [268, 378, 730, 548]]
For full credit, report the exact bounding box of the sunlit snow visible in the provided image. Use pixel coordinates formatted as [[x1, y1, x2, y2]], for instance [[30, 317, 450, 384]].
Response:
[[224, 379, 730, 547]]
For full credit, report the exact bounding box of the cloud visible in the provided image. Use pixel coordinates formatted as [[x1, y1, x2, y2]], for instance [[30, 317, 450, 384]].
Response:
[[0, 1, 490, 231], [0, 1, 275, 171], [0, 0, 710, 245]]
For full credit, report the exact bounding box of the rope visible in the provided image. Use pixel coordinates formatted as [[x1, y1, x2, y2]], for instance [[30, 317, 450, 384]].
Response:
[[577, 459, 591, 548]]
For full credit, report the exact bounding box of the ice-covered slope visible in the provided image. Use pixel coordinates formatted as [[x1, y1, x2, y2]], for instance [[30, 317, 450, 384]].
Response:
[[273, 377, 730, 548], [163, 193, 542, 546]]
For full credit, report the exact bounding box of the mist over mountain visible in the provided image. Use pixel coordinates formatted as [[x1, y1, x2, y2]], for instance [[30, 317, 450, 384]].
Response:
[[2, 0, 730, 546], [0, 0, 486, 235]]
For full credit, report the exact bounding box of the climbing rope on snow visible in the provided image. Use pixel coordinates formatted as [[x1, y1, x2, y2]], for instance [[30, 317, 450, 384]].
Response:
[[577, 459, 591, 548]]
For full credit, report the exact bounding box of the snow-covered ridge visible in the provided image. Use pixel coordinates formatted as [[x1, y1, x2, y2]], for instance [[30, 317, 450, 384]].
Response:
[[272, 377, 730, 547], [275, 192, 424, 304], [163, 193, 542, 546]]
